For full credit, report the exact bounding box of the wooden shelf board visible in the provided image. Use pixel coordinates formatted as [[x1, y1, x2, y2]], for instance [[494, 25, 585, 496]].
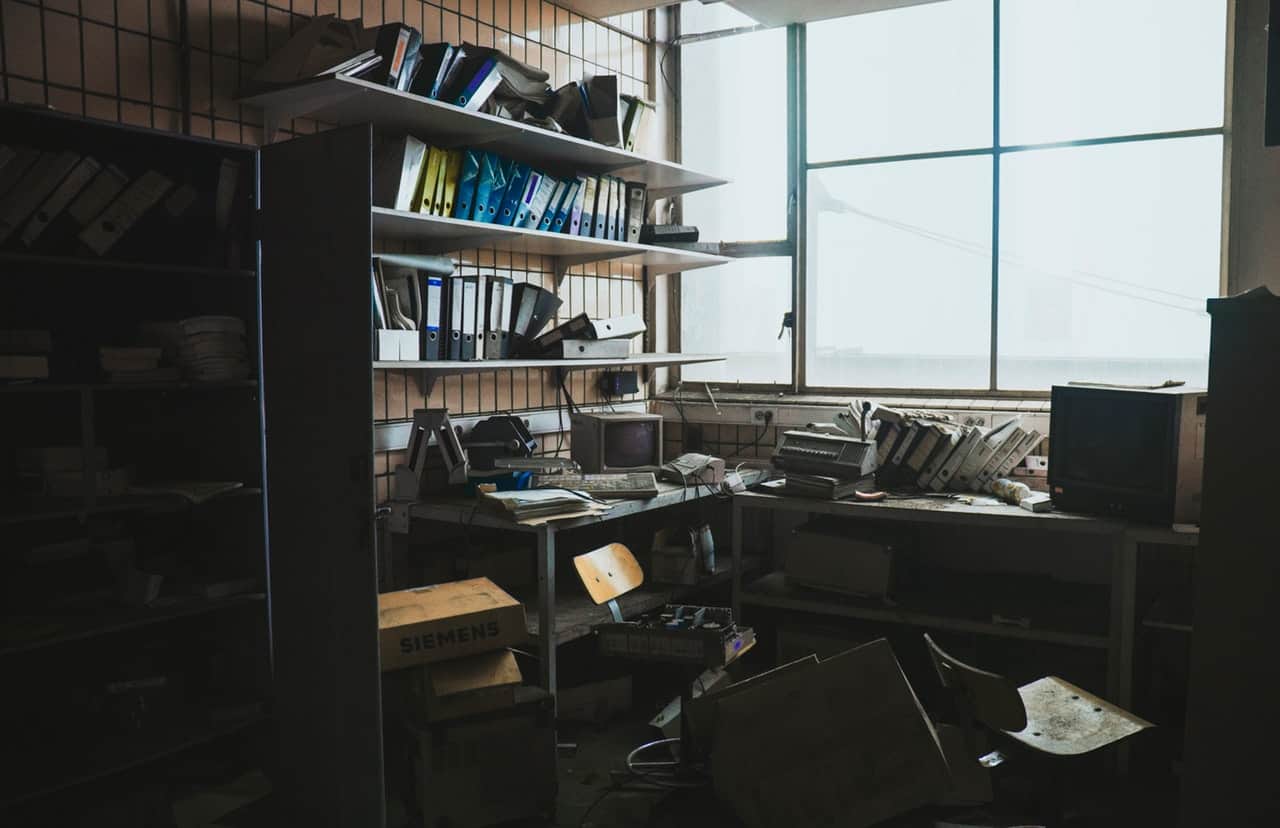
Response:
[[741, 571, 1109, 649], [0, 251, 254, 279], [0, 593, 266, 657], [526, 555, 762, 646], [0, 488, 264, 527], [241, 75, 726, 197], [2, 710, 266, 808], [371, 208, 728, 274]]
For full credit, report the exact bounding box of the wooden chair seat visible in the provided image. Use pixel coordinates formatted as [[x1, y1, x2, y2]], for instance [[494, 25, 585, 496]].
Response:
[[1007, 676, 1151, 756]]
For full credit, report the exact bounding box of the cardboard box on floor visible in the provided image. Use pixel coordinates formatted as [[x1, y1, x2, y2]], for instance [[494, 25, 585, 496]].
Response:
[[697, 639, 950, 828], [377, 577, 526, 671], [385, 649, 523, 725]]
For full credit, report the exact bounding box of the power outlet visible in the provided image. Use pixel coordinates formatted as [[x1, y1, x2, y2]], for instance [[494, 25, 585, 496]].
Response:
[[749, 408, 776, 427]]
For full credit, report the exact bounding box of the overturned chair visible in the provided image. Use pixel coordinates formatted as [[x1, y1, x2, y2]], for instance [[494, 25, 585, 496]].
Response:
[[924, 633, 1152, 764]]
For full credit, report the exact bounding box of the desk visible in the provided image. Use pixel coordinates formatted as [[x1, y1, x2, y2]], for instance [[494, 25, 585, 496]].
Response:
[[730, 491, 1199, 711], [391, 473, 765, 696]]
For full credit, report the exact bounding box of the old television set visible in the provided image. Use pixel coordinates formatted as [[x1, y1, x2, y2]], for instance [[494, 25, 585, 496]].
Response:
[[570, 412, 663, 473], [1048, 384, 1206, 524]]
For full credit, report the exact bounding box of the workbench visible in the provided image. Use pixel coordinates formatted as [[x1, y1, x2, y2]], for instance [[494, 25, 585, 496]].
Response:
[[730, 490, 1199, 711]]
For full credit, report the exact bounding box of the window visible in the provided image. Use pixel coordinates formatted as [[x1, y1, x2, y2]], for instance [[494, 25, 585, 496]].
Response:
[[680, 0, 1228, 392]]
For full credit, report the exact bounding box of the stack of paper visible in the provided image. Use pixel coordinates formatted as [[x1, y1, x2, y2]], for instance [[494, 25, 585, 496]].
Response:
[[100, 346, 179, 383], [481, 488, 609, 523], [175, 316, 250, 382]]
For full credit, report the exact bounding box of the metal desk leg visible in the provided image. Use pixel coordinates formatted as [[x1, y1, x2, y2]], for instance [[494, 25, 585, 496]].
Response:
[[1108, 533, 1139, 774], [537, 526, 557, 701], [731, 497, 743, 618]]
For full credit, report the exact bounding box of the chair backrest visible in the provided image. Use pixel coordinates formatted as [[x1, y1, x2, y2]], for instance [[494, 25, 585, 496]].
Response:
[[573, 543, 644, 605], [923, 634, 1028, 733]]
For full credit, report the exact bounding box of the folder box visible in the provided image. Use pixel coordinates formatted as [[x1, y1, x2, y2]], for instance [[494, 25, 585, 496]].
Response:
[[376, 329, 421, 361]]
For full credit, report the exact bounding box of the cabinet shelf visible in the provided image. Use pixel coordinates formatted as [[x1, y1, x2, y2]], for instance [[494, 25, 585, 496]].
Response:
[[0, 251, 255, 279], [371, 207, 728, 280], [241, 75, 726, 198], [374, 353, 722, 395]]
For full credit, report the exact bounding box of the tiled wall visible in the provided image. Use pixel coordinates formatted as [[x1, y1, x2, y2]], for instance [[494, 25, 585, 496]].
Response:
[[0, 0, 657, 503]]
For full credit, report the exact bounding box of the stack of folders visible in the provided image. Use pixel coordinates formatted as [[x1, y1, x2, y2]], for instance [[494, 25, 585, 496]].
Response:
[[524, 312, 646, 359], [871, 405, 1042, 496], [481, 488, 608, 523], [373, 255, 570, 363], [0, 145, 248, 264], [375, 137, 648, 244]]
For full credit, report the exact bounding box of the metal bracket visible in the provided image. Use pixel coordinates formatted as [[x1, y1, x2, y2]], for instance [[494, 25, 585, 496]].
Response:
[[606, 598, 624, 623]]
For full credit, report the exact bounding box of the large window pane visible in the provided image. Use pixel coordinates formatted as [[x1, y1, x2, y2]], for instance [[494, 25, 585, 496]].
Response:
[[806, 0, 993, 163], [681, 26, 788, 241], [1001, 0, 1227, 145], [806, 156, 992, 389], [997, 136, 1222, 390], [681, 258, 792, 384]]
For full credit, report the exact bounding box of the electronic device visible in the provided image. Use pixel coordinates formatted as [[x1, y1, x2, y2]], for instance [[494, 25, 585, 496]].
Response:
[[395, 408, 468, 499], [599, 371, 639, 398], [596, 604, 755, 669], [659, 453, 724, 487], [772, 430, 878, 479], [532, 471, 659, 499], [782, 473, 879, 501], [785, 520, 895, 598], [570, 411, 662, 473], [463, 415, 537, 471], [492, 456, 580, 474], [1048, 384, 1206, 524], [639, 224, 698, 245]]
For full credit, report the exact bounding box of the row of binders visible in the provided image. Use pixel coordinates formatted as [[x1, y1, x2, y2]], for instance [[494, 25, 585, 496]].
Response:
[[373, 255, 645, 362], [872, 406, 1043, 495], [377, 136, 646, 243]]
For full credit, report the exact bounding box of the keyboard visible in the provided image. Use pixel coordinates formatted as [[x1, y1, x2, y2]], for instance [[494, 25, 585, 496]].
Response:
[[532, 472, 660, 499]]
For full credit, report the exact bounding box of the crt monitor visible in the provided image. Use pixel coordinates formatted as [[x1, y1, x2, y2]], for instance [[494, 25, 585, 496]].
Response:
[[570, 412, 663, 473]]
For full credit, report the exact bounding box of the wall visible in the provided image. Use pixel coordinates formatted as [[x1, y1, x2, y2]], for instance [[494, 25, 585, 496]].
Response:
[[1227, 0, 1280, 295], [0, 0, 658, 502]]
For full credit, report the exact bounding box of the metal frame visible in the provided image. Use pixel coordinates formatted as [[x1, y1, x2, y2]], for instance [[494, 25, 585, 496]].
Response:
[[675, 1, 1231, 396]]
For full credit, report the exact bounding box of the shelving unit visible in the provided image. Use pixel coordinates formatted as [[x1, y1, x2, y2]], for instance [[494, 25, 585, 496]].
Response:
[[258, 94, 737, 819], [1, 106, 269, 818]]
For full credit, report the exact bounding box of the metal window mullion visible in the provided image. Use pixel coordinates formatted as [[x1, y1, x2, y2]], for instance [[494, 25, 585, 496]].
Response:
[[990, 0, 1001, 391], [791, 23, 806, 395]]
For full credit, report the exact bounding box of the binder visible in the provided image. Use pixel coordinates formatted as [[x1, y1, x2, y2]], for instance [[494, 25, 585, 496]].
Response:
[[417, 146, 444, 214], [408, 43, 455, 98], [473, 274, 489, 359], [577, 176, 599, 237], [452, 57, 502, 111], [953, 418, 1019, 492], [452, 150, 481, 220], [974, 427, 1026, 492], [0, 150, 81, 245], [551, 178, 581, 233], [509, 283, 563, 355], [431, 148, 450, 216], [537, 179, 570, 233], [439, 149, 463, 217], [625, 182, 646, 243], [496, 163, 531, 226], [592, 176, 610, 239], [0, 147, 41, 200], [20, 155, 101, 247], [587, 313, 645, 340], [487, 276, 515, 357], [929, 425, 982, 491], [513, 171, 543, 227], [77, 169, 174, 256], [915, 423, 961, 487], [483, 158, 516, 224], [64, 164, 129, 232], [447, 275, 465, 360], [422, 275, 445, 360], [568, 177, 588, 235], [362, 23, 420, 89], [610, 178, 625, 240], [520, 174, 557, 230], [460, 276, 478, 360], [472, 152, 501, 223], [373, 135, 427, 211]]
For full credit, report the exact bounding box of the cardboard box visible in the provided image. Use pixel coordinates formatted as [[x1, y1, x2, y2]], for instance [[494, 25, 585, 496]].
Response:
[[378, 578, 526, 671], [705, 639, 949, 828], [408, 687, 557, 828], [784, 523, 894, 598], [557, 676, 633, 724], [649, 546, 698, 585], [387, 649, 522, 725], [375, 329, 419, 361]]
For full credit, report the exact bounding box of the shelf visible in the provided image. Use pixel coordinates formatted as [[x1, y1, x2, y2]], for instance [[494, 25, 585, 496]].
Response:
[[2, 709, 266, 808], [0, 488, 264, 527], [741, 572, 1110, 650], [526, 555, 763, 646], [241, 75, 726, 198], [0, 251, 255, 279], [0, 592, 266, 657], [0, 379, 258, 395], [371, 207, 729, 279]]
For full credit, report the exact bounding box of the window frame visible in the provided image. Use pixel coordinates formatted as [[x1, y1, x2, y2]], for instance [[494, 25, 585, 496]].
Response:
[[673, 0, 1231, 398]]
